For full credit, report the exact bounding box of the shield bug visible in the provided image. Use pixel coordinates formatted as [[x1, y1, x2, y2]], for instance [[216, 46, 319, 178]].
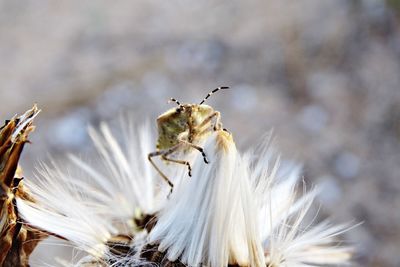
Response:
[[148, 86, 229, 192]]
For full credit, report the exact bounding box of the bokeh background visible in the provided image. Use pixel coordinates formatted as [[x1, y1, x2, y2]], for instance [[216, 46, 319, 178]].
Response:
[[1, 1, 399, 266]]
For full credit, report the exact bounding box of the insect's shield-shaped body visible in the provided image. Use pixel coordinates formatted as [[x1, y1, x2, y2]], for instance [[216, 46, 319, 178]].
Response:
[[156, 104, 215, 151], [148, 87, 229, 191]]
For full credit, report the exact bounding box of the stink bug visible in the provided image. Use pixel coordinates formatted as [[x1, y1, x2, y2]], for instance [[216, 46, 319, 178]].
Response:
[[148, 86, 229, 192]]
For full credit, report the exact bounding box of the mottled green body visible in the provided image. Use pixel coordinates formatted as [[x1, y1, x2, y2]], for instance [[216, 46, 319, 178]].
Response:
[[156, 104, 215, 150], [148, 86, 228, 191]]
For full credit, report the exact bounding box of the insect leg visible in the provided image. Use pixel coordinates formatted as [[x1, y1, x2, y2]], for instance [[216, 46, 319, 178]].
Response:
[[178, 139, 209, 164], [148, 150, 176, 191], [161, 155, 192, 177], [198, 111, 222, 133]]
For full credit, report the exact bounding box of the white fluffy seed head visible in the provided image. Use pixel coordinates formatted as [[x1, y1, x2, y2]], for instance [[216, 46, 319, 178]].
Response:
[[15, 117, 354, 267], [146, 130, 354, 267], [148, 130, 266, 267]]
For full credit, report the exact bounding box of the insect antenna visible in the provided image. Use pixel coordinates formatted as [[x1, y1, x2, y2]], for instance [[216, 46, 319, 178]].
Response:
[[168, 98, 181, 106], [168, 98, 184, 111], [199, 86, 230, 105]]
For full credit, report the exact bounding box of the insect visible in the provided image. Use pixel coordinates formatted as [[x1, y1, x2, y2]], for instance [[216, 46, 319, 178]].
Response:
[[148, 86, 229, 192]]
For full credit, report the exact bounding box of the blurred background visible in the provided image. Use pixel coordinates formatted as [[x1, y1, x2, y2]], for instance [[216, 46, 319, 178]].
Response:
[[0, 0, 399, 266]]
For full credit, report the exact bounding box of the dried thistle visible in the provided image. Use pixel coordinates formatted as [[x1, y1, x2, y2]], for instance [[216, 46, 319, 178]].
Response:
[[0, 105, 45, 267], [16, 115, 354, 267]]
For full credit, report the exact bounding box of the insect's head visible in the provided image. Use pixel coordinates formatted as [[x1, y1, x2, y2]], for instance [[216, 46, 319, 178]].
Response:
[[168, 86, 230, 112]]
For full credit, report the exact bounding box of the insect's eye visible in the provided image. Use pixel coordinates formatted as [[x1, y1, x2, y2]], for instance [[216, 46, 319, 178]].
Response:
[[176, 107, 183, 113]]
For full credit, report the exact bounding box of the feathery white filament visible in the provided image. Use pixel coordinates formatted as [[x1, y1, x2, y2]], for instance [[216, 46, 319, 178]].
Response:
[[265, 188, 353, 267], [84, 121, 160, 218], [148, 131, 265, 267], [17, 174, 116, 258], [32, 121, 163, 231]]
